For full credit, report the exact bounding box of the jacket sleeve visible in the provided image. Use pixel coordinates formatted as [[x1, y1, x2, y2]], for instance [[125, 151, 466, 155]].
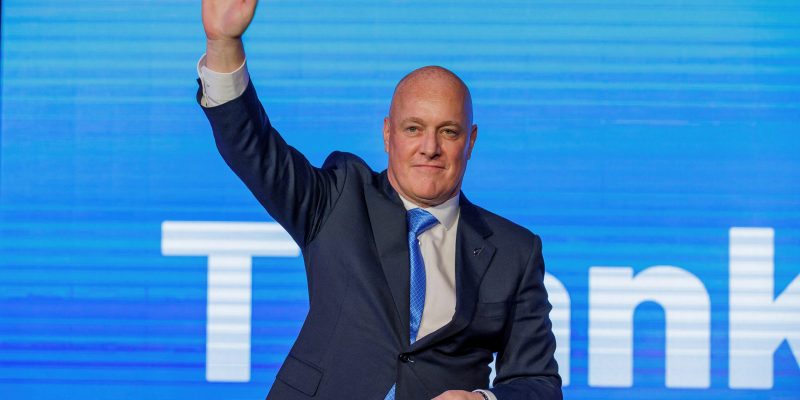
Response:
[[198, 80, 345, 247], [489, 234, 563, 400]]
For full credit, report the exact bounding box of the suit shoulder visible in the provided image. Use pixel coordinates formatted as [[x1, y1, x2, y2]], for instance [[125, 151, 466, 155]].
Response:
[[473, 204, 540, 247], [321, 151, 375, 175], [318, 151, 384, 196]]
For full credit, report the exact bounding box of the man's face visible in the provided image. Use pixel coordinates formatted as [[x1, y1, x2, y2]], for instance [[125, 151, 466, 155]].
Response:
[[383, 71, 478, 207]]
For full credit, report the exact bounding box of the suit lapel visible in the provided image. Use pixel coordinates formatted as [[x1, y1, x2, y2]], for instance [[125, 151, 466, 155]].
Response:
[[365, 174, 497, 350], [411, 195, 496, 352], [364, 171, 410, 345]]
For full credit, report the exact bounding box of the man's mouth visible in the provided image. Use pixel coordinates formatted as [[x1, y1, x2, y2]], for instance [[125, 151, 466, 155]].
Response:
[[413, 164, 445, 169]]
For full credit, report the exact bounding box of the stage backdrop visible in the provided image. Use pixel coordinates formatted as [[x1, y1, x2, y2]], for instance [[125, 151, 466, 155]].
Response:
[[1, 0, 798, 399]]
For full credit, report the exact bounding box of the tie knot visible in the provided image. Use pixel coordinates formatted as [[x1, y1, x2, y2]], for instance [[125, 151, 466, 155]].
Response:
[[407, 208, 439, 237]]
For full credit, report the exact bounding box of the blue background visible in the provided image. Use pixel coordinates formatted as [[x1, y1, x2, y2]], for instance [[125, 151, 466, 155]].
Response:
[[1, 0, 798, 399]]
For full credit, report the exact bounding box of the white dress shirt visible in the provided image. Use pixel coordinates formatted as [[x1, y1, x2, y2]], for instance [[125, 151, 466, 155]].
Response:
[[397, 194, 459, 340], [197, 55, 497, 400]]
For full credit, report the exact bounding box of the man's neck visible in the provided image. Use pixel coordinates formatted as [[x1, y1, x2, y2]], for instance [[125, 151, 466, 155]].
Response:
[[397, 193, 460, 231]]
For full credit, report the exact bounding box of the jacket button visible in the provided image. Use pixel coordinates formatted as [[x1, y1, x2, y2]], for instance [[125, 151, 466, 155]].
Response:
[[398, 353, 411, 363]]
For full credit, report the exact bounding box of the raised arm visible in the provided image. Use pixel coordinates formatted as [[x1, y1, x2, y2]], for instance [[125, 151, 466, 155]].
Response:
[[199, 0, 345, 247]]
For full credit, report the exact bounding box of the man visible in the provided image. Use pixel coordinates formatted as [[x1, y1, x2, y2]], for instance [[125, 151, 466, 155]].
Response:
[[198, 1, 561, 399]]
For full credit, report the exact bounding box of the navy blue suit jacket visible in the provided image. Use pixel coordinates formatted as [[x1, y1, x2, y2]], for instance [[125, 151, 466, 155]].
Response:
[[200, 81, 562, 400]]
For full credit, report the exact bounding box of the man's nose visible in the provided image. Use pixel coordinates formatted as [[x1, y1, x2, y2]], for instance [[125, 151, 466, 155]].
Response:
[[419, 130, 441, 157]]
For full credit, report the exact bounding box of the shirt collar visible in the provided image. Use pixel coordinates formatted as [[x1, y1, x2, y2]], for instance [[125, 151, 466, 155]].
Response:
[[398, 193, 460, 231]]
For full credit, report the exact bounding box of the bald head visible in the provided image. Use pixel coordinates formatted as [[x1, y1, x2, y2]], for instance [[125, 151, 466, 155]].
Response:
[[389, 66, 473, 125], [382, 66, 478, 207]]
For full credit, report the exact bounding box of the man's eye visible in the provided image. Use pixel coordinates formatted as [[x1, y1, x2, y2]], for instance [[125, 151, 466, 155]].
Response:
[[406, 126, 419, 133], [443, 129, 459, 137]]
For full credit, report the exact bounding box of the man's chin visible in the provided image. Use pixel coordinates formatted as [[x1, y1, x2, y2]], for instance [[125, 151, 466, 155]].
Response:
[[410, 190, 456, 207]]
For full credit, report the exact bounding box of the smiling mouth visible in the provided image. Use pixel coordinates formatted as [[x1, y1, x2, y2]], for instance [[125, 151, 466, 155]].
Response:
[[414, 164, 445, 169]]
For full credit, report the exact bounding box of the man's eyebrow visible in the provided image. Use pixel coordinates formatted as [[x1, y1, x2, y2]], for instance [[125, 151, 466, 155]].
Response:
[[398, 118, 463, 129], [439, 120, 464, 129], [400, 117, 425, 125]]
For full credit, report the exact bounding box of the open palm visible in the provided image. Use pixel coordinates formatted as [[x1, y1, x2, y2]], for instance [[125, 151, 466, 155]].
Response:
[[202, 0, 258, 40]]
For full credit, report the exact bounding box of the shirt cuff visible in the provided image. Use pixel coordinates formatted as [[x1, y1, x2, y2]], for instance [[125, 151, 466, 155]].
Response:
[[473, 389, 497, 400], [196, 53, 250, 107]]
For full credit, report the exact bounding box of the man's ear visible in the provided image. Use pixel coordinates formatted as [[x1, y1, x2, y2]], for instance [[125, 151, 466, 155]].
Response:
[[383, 117, 391, 153], [466, 124, 478, 160]]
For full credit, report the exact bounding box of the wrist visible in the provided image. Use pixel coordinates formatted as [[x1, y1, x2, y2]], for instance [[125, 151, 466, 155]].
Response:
[[205, 38, 245, 73]]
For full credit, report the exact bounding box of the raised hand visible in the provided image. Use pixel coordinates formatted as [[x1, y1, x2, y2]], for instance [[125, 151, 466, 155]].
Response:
[[202, 0, 258, 72]]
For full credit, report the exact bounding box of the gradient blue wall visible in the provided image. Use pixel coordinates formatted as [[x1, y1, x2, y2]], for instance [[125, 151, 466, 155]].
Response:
[[1, 1, 798, 399]]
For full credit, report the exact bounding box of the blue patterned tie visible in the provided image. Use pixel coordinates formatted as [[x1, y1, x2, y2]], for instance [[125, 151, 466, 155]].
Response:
[[384, 208, 439, 400]]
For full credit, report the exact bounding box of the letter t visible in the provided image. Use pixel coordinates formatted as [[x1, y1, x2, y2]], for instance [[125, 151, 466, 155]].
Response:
[[161, 221, 300, 382]]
